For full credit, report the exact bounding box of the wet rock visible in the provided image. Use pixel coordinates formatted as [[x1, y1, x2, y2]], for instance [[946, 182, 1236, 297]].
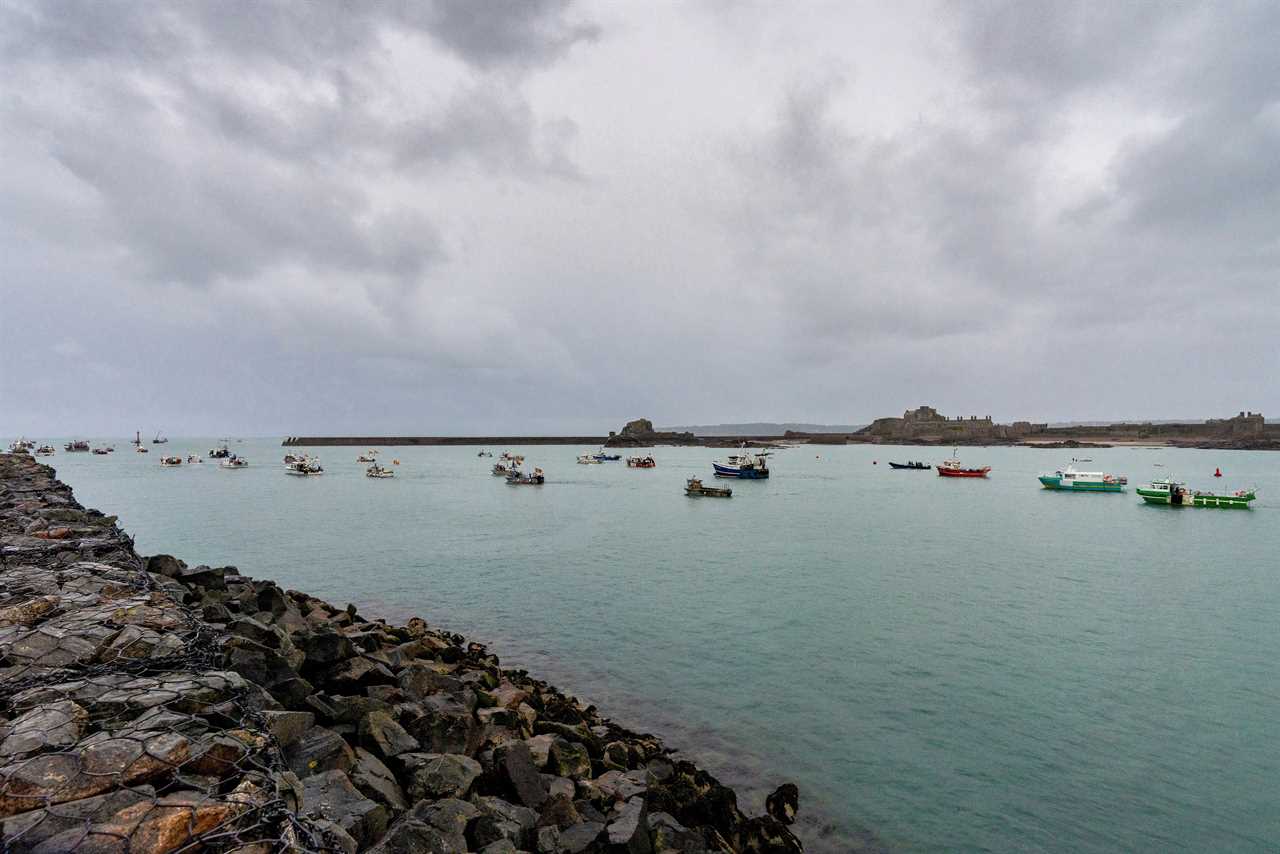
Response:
[[312, 817, 360, 854], [548, 738, 592, 780], [371, 797, 478, 853], [298, 628, 356, 669], [359, 709, 419, 759], [559, 820, 605, 853], [0, 700, 88, 759], [328, 656, 398, 693], [469, 795, 537, 850], [284, 726, 355, 779], [607, 796, 652, 853], [405, 695, 483, 756], [736, 815, 803, 853], [350, 747, 409, 811], [402, 751, 483, 800], [301, 769, 388, 849], [765, 782, 799, 825]]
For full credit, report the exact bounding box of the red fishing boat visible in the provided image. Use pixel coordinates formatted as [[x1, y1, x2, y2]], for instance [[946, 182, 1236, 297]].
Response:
[[937, 449, 990, 478]]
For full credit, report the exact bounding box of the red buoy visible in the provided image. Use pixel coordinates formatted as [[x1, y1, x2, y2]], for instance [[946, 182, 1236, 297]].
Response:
[[1214, 467, 1222, 477]]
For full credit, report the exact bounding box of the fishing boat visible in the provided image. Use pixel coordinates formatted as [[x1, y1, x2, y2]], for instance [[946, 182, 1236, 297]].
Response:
[[209, 441, 232, 459], [64, 440, 90, 452], [366, 463, 394, 478], [592, 451, 622, 462], [1136, 479, 1256, 508], [627, 455, 656, 468], [356, 454, 376, 463], [500, 452, 524, 464], [577, 454, 602, 465], [34, 445, 55, 456], [8, 438, 35, 452], [506, 468, 545, 485], [937, 450, 989, 478], [160, 455, 183, 467], [92, 447, 111, 455], [888, 461, 931, 470], [712, 450, 770, 479], [152, 432, 168, 444], [686, 477, 732, 498], [219, 456, 249, 469], [135, 446, 149, 454], [478, 450, 493, 457], [284, 458, 323, 475], [187, 454, 203, 464], [1038, 466, 1126, 492], [491, 463, 510, 476]]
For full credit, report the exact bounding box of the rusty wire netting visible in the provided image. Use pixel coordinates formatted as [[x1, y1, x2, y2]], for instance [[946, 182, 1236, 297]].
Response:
[[0, 454, 339, 852]]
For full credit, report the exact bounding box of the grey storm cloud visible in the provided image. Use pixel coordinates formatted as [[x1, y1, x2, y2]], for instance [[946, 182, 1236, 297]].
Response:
[[1, 1, 1277, 436]]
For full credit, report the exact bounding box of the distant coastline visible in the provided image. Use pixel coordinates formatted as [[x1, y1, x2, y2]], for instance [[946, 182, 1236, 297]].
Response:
[[283, 407, 1280, 450]]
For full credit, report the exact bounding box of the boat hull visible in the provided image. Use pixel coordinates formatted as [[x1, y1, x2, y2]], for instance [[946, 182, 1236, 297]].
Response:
[[937, 467, 989, 478], [1136, 489, 1255, 508], [1039, 476, 1123, 492]]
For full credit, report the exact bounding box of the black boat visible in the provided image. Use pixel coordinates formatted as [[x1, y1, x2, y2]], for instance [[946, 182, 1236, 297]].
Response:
[[888, 461, 931, 470]]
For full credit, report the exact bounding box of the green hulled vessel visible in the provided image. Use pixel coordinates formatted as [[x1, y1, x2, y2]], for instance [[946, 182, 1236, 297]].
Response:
[[1136, 479, 1256, 509], [1038, 466, 1126, 492]]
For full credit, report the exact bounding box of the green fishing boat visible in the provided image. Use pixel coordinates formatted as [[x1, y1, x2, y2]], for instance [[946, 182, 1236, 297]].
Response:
[[1038, 466, 1126, 492], [1136, 478, 1256, 509]]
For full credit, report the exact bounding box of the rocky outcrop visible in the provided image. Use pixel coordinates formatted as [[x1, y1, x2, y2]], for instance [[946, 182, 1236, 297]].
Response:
[[605, 419, 699, 448], [0, 451, 804, 852]]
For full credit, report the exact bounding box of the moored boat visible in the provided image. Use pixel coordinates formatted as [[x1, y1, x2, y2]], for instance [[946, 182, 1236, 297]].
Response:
[[209, 442, 232, 459], [356, 454, 376, 463], [492, 463, 510, 476], [577, 454, 602, 465], [592, 451, 622, 462], [627, 455, 656, 468], [1136, 478, 1255, 508], [1038, 466, 1126, 492], [160, 455, 183, 467], [220, 456, 249, 469], [712, 451, 770, 479], [686, 477, 731, 497], [93, 447, 111, 455], [888, 461, 931, 470], [284, 458, 323, 475], [34, 445, 55, 456], [937, 449, 989, 478], [187, 454, 203, 463], [8, 438, 35, 452], [478, 450, 493, 457], [152, 432, 168, 444], [506, 468, 545, 485], [64, 440, 91, 452], [366, 463, 394, 478]]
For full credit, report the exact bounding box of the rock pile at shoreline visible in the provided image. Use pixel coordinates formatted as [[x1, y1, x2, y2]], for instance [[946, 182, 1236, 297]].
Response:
[[0, 452, 804, 853]]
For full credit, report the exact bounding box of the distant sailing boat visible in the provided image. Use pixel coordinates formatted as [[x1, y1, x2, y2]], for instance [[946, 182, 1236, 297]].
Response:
[[152, 431, 168, 444]]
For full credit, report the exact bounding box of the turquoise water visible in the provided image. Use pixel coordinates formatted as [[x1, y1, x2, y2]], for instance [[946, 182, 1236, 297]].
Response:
[[22, 439, 1280, 852]]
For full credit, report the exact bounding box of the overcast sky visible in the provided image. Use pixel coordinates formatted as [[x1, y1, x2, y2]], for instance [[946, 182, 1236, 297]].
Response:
[[2, 1, 1277, 436]]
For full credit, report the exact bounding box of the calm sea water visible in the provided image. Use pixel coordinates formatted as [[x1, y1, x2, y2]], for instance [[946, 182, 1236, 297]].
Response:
[[20, 438, 1280, 852]]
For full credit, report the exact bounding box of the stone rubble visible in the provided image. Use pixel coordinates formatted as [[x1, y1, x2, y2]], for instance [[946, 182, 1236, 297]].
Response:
[[1, 451, 803, 852]]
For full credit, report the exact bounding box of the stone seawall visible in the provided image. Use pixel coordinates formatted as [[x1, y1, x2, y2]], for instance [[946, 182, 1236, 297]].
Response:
[[0, 452, 804, 853]]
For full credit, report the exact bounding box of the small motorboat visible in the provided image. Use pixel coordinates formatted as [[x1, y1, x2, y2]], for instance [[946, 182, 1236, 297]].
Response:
[[34, 445, 55, 456], [92, 447, 111, 455], [577, 454, 602, 465], [592, 450, 622, 462], [187, 454, 203, 464], [136, 446, 149, 454], [492, 463, 510, 476], [209, 441, 232, 459], [506, 468, 545, 485], [888, 461, 931, 470], [937, 449, 990, 478], [366, 463, 394, 478], [220, 456, 249, 469], [356, 454, 376, 463], [686, 477, 732, 498], [478, 450, 493, 457], [627, 456, 656, 468], [8, 438, 35, 452], [64, 440, 91, 452], [160, 455, 183, 467], [284, 458, 323, 475]]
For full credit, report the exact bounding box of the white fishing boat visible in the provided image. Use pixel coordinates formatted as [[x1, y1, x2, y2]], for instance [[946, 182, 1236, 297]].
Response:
[[187, 454, 203, 464], [284, 458, 323, 475], [577, 454, 602, 464], [160, 455, 183, 467], [219, 456, 249, 469], [366, 463, 394, 478], [8, 438, 35, 452], [34, 445, 55, 456]]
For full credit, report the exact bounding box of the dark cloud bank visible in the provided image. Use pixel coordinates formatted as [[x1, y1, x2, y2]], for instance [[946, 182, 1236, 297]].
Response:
[[1, 1, 1276, 435]]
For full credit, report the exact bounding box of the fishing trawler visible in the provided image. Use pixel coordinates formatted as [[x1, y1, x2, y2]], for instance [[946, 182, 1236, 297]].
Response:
[[712, 450, 770, 479], [284, 458, 323, 475], [1136, 479, 1255, 508], [209, 441, 232, 459], [506, 468, 545, 485], [366, 463, 394, 478], [219, 455, 249, 469], [34, 445, 55, 456], [1038, 466, 1126, 492], [64, 440, 90, 452], [627, 455, 656, 468], [686, 477, 732, 497], [160, 455, 183, 467], [937, 449, 990, 478]]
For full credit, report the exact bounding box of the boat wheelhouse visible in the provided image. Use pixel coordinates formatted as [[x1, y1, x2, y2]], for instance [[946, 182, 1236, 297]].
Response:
[[1136, 478, 1255, 508], [1038, 466, 1126, 492]]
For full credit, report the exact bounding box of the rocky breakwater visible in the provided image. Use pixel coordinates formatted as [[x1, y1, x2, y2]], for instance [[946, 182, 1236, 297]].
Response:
[[0, 451, 804, 853]]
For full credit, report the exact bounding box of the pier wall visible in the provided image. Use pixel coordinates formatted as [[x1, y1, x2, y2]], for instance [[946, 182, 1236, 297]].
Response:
[[0, 452, 805, 853]]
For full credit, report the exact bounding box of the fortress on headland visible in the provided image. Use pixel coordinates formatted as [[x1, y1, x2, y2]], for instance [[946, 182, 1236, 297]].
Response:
[[860, 406, 1049, 442], [855, 406, 1278, 448]]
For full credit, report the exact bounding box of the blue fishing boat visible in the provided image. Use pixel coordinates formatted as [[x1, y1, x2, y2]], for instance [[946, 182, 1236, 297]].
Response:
[[592, 450, 622, 461], [712, 451, 770, 479]]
